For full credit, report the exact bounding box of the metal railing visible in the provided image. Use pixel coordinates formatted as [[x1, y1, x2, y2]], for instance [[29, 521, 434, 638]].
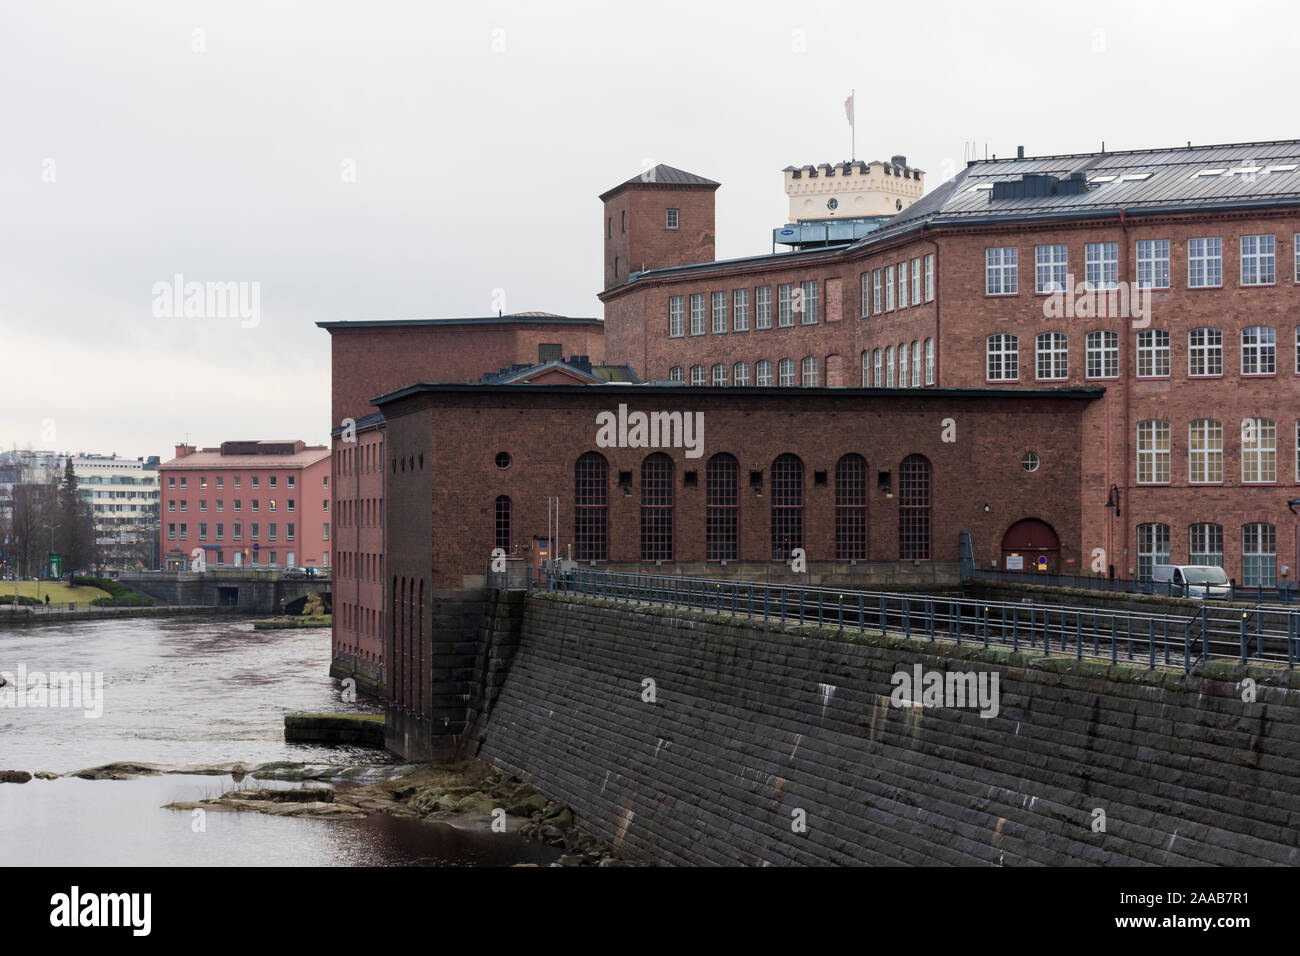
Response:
[[522, 567, 1300, 672], [968, 566, 1299, 605]]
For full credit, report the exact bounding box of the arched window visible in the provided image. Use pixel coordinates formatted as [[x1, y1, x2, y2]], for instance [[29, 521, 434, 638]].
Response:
[[898, 342, 908, 388], [987, 334, 1019, 381], [898, 454, 930, 560], [640, 453, 674, 561], [911, 341, 922, 387], [711, 363, 729, 386], [835, 453, 868, 560], [770, 454, 803, 560], [706, 453, 739, 561], [1189, 523, 1223, 567], [924, 338, 934, 385], [574, 452, 608, 561], [801, 355, 818, 387], [1137, 420, 1171, 484], [886, 346, 895, 387], [778, 358, 796, 386], [495, 496, 511, 553], [756, 360, 773, 387], [1136, 523, 1170, 581], [873, 348, 882, 387], [1188, 420, 1223, 484], [861, 350, 871, 387], [669, 366, 684, 382], [1242, 523, 1277, 587], [1035, 331, 1068, 380]]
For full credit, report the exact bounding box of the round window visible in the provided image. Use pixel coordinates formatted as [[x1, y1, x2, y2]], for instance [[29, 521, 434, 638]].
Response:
[[495, 452, 511, 470], [1021, 451, 1040, 472]]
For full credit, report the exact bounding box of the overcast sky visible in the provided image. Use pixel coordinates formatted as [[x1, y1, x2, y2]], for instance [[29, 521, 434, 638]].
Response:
[[1, 0, 1295, 460]]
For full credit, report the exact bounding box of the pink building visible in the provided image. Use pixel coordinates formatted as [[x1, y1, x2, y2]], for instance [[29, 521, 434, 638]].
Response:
[[157, 440, 332, 571]]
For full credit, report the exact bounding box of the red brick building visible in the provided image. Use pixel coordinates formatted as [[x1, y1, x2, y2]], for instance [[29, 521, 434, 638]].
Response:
[[318, 313, 611, 691], [156, 441, 331, 571], [599, 142, 1300, 587]]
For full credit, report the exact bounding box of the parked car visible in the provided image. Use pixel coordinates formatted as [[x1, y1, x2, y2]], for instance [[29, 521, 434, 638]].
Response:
[[1152, 564, 1231, 600], [282, 566, 308, 579]]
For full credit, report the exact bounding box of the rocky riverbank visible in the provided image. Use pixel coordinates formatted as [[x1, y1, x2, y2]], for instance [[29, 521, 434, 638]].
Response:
[[1, 758, 644, 866]]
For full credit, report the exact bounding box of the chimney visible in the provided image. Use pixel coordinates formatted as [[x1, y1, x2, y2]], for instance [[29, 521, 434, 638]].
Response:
[[891, 154, 908, 168], [1017, 145, 1025, 159], [174, 443, 196, 459]]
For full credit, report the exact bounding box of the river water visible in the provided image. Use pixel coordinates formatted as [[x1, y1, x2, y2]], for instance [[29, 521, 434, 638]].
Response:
[[0, 615, 554, 866]]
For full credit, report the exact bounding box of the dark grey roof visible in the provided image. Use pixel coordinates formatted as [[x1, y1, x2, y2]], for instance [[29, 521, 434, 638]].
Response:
[[316, 314, 601, 330], [599, 164, 720, 200]]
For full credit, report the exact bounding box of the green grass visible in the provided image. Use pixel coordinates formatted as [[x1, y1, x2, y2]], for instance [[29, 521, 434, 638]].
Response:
[[0, 581, 111, 604]]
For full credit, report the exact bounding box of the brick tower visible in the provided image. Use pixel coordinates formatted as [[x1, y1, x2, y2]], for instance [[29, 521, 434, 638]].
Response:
[[599, 164, 720, 290]]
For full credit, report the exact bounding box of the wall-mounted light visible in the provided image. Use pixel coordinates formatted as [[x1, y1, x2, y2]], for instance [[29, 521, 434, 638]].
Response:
[[1105, 484, 1120, 517], [983, 503, 990, 513]]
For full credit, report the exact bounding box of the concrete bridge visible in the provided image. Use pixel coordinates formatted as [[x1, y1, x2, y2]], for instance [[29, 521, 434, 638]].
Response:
[[118, 568, 332, 615]]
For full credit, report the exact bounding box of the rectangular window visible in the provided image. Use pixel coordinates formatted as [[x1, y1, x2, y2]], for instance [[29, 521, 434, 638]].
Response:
[[986, 247, 1018, 295], [216, 523, 224, 540], [1295, 233, 1300, 282], [216, 500, 223, 512], [287, 523, 295, 540], [898, 345, 908, 388], [872, 269, 882, 314], [1242, 523, 1277, 587], [873, 349, 883, 387], [1085, 330, 1118, 378], [924, 254, 935, 301], [168, 477, 175, 489], [897, 262, 908, 309], [800, 280, 818, 324], [1137, 329, 1171, 377], [287, 476, 294, 488], [1242, 418, 1277, 483], [1084, 242, 1119, 290], [251, 477, 258, 488], [666, 208, 679, 230], [199, 499, 207, 512], [1135, 239, 1171, 289], [885, 347, 895, 387], [1188, 419, 1223, 483], [911, 257, 922, 304], [1241, 326, 1276, 375], [884, 266, 895, 310], [1240, 234, 1275, 285], [323, 523, 330, 541], [860, 273, 870, 317], [1035, 244, 1068, 293], [269, 523, 277, 540], [251, 523, 259, 540], [924, 339, 934, 385], [711, 291, 727, 333], [179, 523, 187, 539], [755, 286, 772, 329], [733, 289, 749, 331], [1188, 327, 1223, 376], [668, 296, 684, 337], [233, 522, 241, 540], [167, 523, 176, 540], [689, 294, 706, 335], [168, 500, 175, 512], [199, 522, 208, 540], [911, 341, 921, 387], [986, 334, 1018, 381], [777, 284, 795, 327], [1137, 523, 1171, 582], [1188, 237, 1223, 287]]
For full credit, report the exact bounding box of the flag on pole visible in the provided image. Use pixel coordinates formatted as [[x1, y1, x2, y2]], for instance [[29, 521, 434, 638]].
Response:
[[844, 91, 854, 126]]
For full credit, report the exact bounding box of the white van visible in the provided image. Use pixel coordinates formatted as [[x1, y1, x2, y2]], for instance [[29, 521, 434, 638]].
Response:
[[1151, 564, 1231, 600]]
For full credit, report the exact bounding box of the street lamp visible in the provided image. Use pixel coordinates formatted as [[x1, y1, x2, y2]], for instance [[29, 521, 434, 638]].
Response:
[[38, 522, 61, 605], [1287, 500, 1300, 593]]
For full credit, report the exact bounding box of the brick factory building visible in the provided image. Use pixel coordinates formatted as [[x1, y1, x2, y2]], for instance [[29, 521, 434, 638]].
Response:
[[600, 142, 1300, 588], [156, 440, 331, 571], [321, 139, 1300, 697]]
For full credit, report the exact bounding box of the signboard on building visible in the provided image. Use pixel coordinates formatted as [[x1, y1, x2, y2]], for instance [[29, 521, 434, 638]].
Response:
[[1005, 553, 1023, 570]]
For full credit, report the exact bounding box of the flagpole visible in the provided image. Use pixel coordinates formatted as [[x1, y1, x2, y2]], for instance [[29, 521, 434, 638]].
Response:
[[851, 88, 855, 162]]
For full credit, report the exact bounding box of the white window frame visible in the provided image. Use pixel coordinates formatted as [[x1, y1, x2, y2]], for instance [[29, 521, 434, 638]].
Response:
[[1035, 331, 1068, 380], [690, 364, 706, 386], [733, 288, 750, 331], [1135, 239, 1171, 289], [911, 257, 922, 304], [985, 247, 1018, 295], [884, 265, 895, 310], [733, 362, 750, 386], [1137, 329, 1170, 378], [665, 208, 679, 230], [872, 269, 882, 314], [1084, 242, 1119, 290], [801, 355, 818, 387], [986, 333, 1018, 381], [1188, 237, 1223, 288], [777, 284, 795, 327], [898, 342, 908, 388], [756, 360, 773, 386], [1137, 523, 1171, 582], [1240, 234, 1275, 286], [1189, 523, 1224, 568], [777, 358, 796, 387], [1137, 420, 1171, 484], [689, 293, 706, 335], [924, 338, 934, 385], [897, 262, 908, 309], [1085, 330, 1119, 379], [711, 291, 727, 333], [1242, 522, 1277, 587], [755, 286, 772, 329], [873, 348, 882, 387], [669, 366, 684, 382], [860, 273, 870, 318], [924, 254, 935, 301], [1035, 244, 1068, 294], [668, 296, 684, 337], [1241, 326, 1276, 376], [1188, 419, 1223, 484], [711, 363, 728, 386], [800, 280, 819, 325], [861, 350, 871, 386], [1188, 327, 1223, 377], [911, 340, 922, 387], [1242, 418, 1277, 483]]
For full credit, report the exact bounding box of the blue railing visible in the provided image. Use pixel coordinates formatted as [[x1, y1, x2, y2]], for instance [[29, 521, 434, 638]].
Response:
[[517, 566, 1300, 672]]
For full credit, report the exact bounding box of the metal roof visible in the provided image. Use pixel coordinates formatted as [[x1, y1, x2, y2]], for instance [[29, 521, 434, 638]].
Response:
[[316, 314, 602, 330], [598, 164, 720, 200]]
